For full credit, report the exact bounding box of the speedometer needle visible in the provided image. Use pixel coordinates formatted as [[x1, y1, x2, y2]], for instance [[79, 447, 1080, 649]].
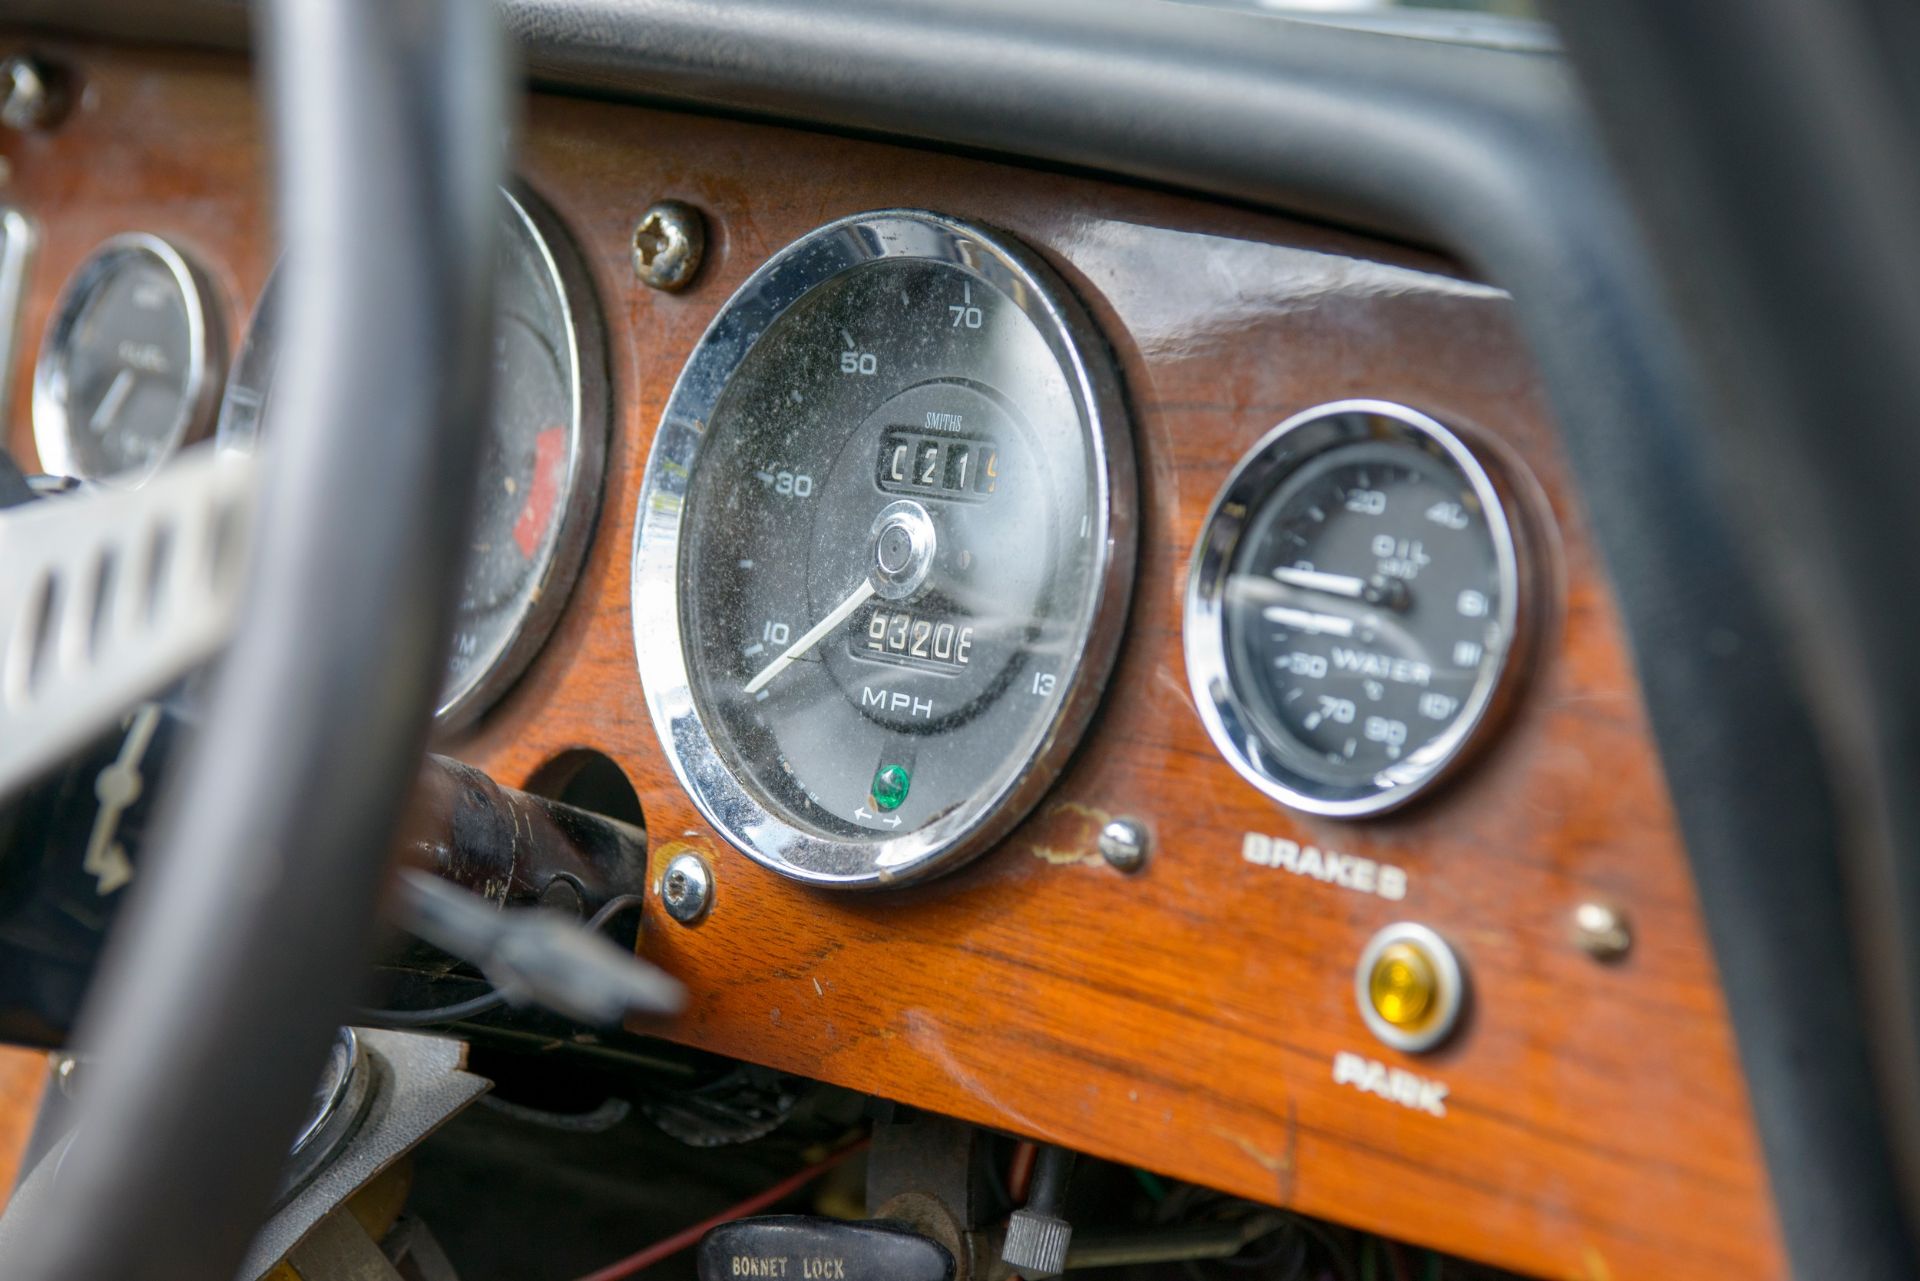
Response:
[[743, 579, 877, 695]]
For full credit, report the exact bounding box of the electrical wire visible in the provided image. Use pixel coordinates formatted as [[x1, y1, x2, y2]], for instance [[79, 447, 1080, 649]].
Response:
[[1215, 1223, 1308, 1274], [358, 893, 647, 1028], [1008, 1139, 1039, 1204], [572, 1137, 871, 1281], [372, 987, 510, 1029], [1315, 1222, 1360, 1281]]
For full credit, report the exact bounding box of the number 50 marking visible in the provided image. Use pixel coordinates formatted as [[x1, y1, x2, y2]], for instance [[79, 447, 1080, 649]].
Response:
[[839, 326, 878, 375]]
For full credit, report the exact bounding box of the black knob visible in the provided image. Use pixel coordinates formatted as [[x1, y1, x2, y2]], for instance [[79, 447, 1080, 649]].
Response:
[[698, 1216, 954, 1281]]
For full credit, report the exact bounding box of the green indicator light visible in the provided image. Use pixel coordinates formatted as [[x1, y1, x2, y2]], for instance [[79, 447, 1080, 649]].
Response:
[[872, 764, 911, 812]]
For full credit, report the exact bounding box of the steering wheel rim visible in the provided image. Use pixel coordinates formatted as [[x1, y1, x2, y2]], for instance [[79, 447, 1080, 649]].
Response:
[[0, 3, 505, 1277]]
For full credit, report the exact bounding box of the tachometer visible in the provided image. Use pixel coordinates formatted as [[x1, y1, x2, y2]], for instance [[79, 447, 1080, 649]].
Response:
[[216, 185, 607, 731], [633, 211, 1134, 888], [1186, 400, 1537, 816]]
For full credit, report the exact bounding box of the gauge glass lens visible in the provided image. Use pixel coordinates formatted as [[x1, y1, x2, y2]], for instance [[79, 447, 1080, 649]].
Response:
[[214, 188, 605, 728], [34, 235, 219, 486], [1189, 402, 1526, 815], [444, 203, 587, 721], [635, 212, 1133, 887]]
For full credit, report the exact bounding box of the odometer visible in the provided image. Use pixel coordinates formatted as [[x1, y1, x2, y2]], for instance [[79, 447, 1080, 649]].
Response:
[[1186, 400, 1536, 816], [633, 211, 1134, 887]]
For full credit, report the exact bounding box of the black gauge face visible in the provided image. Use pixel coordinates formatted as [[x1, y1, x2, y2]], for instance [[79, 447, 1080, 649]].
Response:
[[1188, 402, 1529, 816], [635, 212, 1134, 887], [216, 188, 605, 729], [1227, 441, 1499, 783], [443, 210, 585, 709], [462, 312, 570, 613], [683, 260, 1076, 836], [34, 235, 220, 486]]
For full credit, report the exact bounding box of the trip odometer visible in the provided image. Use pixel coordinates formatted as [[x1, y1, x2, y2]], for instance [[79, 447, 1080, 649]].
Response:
[[633, 211, 1134, 887], [1187, 401, 1537, 816]]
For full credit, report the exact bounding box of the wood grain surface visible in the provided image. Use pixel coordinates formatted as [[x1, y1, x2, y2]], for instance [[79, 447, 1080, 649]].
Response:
[[0, 1047, 45, 1200], [0, 42, 1783, 1279]]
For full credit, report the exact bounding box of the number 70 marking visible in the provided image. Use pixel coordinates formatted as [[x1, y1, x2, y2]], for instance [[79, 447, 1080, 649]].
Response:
[[950, 281, 983, 329]]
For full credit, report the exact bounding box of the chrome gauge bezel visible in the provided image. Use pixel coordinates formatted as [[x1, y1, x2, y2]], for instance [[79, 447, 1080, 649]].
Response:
[[436, 185, 609, 732], [1185, 399, 1532, 818], [215, 186, 609, 731], [632, 209, 1135, 889], [33, 232, 224, 487], [0, 209, 38, 436]]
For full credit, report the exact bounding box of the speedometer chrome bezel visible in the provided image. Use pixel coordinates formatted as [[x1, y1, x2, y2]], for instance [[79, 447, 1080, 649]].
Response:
[[1185, 399, 1531, 818], [631, 209, 1135, 889]]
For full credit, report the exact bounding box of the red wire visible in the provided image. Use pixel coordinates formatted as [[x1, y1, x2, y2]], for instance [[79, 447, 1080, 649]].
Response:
[[573, 1139, 871, 1281], [1007, 1140, 1039, 1204]]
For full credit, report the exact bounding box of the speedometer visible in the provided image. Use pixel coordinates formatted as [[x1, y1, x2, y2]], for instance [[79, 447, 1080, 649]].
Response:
[[1186, 400, 1538, 816], [633, 211, 1134, 888]]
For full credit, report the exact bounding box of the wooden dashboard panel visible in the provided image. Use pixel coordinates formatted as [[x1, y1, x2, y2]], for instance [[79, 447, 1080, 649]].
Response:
[[0, 42, 1782, 1279]]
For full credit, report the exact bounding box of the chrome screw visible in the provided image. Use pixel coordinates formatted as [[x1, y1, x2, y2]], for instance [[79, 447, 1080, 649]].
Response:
[[1097, 818, 1150, 873], [1572, 901, 1632, 962], [0, 55, 68, 132], [631, 200, 705, 292], [661, 851, 714, 925]]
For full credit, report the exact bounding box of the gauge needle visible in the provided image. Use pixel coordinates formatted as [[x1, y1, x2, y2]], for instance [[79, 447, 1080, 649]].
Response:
[[90, 367, 137, 434], [743, 579, 877, 695], [1272, 564, 1409, 611], [1272, 565, 1366, 597], [1263, 605, 1355, 637]]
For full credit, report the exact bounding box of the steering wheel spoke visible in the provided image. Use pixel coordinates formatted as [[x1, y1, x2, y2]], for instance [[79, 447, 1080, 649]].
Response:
[[0, 445, 255, 797]]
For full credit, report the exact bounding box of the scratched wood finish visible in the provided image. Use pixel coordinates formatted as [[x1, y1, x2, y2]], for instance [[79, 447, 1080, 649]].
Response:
[[0, 43, 1782, 1280]]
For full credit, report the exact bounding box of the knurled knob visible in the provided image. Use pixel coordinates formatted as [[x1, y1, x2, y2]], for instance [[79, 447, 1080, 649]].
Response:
[[1001, 1209, 1072, 1278]]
